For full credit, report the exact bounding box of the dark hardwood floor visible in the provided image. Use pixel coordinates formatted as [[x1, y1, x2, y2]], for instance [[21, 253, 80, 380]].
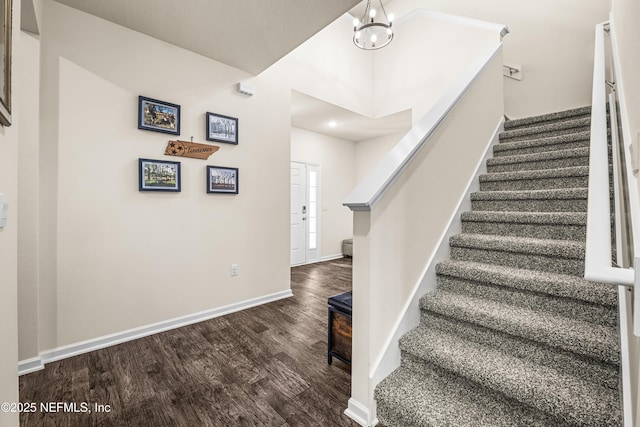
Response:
[[19, 258, 357, 426]]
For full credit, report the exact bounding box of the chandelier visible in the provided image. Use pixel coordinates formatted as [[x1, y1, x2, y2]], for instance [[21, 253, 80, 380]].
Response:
[[352, 0, 394, 50]]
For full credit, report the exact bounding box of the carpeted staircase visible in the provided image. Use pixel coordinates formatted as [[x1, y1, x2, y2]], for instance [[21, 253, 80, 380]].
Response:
[[374, 106, 622, 426]]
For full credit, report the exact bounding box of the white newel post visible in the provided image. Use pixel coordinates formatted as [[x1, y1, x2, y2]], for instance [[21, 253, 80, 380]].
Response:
[[345, 210, 376, 426]]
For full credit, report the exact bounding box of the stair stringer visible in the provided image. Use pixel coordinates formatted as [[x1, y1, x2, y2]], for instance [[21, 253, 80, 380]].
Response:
[[369, 117, 504, 401]]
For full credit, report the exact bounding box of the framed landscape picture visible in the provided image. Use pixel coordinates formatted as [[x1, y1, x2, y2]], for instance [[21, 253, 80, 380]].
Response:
[[139, 158, 181, 192], [138, 96, 180, 135], [207, 166, 238, 194], [206, 112, 238, 144]]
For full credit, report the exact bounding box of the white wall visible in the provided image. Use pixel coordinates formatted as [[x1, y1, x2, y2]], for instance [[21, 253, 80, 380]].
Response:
[[374, 12, 500, 122], [388, 0, 609, 118], [271, 14, 376, 118], [34, 0, 291, 349], [1, 1, 22, 425], [355, 132, 408, 183], [291, 127, 356, 259], [611, 0, 640, 177]]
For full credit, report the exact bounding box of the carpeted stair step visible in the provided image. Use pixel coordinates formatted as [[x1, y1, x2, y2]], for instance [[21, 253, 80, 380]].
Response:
[[494, 131, 590, 157], [470, 188, 588, 212], [374, 356, 563, 427], [479, 166, 589, 191], [398, 325, 621, 426], [500, 117, 591, 143], [487, 147, 589, 173], [419, 312, 619, 389], [435, 259, 617, 307], [460, 211, 586, 240], [496, 131, 591, 155], [449, 233, 585, 276], [435, 273, 616, 327], [504, 106, 591, 130], [418, 290, 620, 365]]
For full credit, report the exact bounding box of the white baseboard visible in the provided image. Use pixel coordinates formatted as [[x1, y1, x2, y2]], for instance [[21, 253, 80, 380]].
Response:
[[345, 398, 378, 426], [18, 289, 293, 376], [321, 253, 346, 262], [291, 253, 345, 267], [18, 357, 44, 376]]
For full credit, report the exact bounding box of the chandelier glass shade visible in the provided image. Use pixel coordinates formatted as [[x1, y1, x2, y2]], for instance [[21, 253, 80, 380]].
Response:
[[353, 0, 393, 50]]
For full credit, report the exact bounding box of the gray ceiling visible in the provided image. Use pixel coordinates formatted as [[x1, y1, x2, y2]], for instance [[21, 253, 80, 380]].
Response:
[[52, 0, 361, 75]]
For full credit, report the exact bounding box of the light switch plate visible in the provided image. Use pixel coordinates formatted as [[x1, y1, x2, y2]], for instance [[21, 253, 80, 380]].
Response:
[[0, 193, 8, 228]]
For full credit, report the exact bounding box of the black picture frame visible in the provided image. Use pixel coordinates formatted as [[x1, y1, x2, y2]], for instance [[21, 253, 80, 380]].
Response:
[[139, 158, 181, 192], [206, 166, 239, 194], [206, 112, 238, 144], [138, 96, 180, 135], [0, 0, 12, 127]]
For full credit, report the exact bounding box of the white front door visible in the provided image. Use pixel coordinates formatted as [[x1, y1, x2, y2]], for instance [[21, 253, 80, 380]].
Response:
[[291, 162, 307, 265], [291, 162, 321, 265]]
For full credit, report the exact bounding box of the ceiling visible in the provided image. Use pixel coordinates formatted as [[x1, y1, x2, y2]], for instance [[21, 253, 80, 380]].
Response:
[[291, 91, 411, 142], [47, 0, 405, 141], [52, 0, 361, 75]]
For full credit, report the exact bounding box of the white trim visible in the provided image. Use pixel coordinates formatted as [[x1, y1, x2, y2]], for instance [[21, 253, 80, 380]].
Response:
[[306, 164, 322, 263], [343, 43, 503, 212], [618, 287, 635, 427], [345, 398, 377, 426], [290, 253, 345, 267], [19, 290, 292, 374], [18, 357, 44, 376], [369, 118, 504, 385], [321, 253, 346, 262]]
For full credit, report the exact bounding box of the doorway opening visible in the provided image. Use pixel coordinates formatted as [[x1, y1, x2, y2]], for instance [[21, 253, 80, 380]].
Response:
[[291, 161, 321, 265]]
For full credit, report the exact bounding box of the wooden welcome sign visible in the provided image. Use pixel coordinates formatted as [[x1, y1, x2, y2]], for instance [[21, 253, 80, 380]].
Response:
[[164, 140, 219, 160]]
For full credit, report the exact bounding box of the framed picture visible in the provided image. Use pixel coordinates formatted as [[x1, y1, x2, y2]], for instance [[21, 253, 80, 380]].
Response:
[[138, 96, 180, 135], [0, 0, 12, 127], [206, 112, 238, 144], [139, 158, 181, 192], [207, 166, 238, 194]]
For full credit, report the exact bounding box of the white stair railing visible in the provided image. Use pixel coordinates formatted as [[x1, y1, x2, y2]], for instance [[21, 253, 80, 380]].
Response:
[[584, 22, 637, 287], [585, 20, 640, 427]]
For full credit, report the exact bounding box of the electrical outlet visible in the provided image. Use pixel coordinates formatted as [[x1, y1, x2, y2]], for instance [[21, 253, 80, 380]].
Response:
[[231, 264, 239, 276]]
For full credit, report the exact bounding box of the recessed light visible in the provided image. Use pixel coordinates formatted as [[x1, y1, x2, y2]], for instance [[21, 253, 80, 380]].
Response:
[[328, 121, 337, 128]]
